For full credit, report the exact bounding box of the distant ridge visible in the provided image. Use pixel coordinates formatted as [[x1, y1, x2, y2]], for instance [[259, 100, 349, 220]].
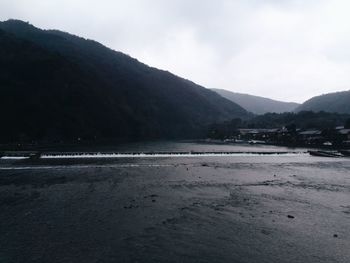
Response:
[[212, 89, 299, 114], [296, 90, 350, 114], [0, 20, 248, 143]]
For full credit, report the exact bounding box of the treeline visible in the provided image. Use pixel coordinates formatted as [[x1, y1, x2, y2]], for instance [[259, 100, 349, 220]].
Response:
[[208, 111, 350, 139], [246, 111, 350, 129]]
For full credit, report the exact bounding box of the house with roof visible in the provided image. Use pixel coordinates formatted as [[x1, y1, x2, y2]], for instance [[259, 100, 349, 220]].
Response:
[[298, 130, 323, 144], [338, 129, 350, 146]]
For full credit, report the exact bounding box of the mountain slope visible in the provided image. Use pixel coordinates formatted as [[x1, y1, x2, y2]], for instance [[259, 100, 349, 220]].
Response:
[[212, 89, 299, 114], [0, 20, 248, 143], [296, 90, 350, 114]]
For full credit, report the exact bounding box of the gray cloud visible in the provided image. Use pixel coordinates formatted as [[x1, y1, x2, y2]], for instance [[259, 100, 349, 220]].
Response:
[[1, 0, 350, 102]]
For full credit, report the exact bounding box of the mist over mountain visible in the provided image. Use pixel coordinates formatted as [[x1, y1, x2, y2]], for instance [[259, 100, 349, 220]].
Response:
[[0, 20, 248, 143], [212, 89, 299, 115], [296, 90, 350, 114]]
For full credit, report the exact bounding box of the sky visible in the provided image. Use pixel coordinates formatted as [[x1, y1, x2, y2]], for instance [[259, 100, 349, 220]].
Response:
[[1, 0, 350, 103]]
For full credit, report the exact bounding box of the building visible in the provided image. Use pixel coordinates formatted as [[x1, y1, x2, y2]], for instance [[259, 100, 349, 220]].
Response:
[[298, 130, 323, 144]]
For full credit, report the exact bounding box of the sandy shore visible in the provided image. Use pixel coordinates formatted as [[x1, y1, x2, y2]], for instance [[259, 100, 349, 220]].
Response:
[[0, 154, 349, 262]]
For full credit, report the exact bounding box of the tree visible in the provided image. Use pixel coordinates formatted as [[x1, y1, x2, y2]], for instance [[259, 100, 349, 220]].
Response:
[[286, 123, 296, 133], [345, 118, 350, 129]]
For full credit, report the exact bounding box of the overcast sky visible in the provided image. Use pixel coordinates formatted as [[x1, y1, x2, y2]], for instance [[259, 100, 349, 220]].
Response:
[[1, 0, 350, 103]]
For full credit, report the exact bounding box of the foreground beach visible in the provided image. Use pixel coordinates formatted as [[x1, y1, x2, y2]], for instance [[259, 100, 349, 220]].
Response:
[[0, 144, 349, 262]]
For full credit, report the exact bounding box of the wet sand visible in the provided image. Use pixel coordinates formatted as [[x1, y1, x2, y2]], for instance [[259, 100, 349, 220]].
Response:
[[0, 153, 349, 262]]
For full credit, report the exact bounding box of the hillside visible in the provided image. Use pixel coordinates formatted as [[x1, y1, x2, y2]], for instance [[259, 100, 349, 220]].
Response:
[[296, 90, 350, 114], [0, 20, 248, 143], [212, 89, 299, 114]]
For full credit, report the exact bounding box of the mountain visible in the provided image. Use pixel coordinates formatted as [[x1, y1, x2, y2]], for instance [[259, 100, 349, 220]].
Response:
[[296, 90, 350, 114], [212, 89, 299, 115], [0, 20, 248, 143]]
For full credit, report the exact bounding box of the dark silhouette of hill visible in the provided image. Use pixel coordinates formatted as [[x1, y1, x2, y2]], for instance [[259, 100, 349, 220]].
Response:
[[212, 89, 299, 115], [246, 111, 350, 129], [296, 90, 350, 114], [0, 20, 248, 143]]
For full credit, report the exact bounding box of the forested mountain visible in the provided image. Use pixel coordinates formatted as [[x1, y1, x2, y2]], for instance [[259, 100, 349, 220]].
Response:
[[296, 90, 350, 114], [212, 89, 299, 114], [0, 20, 248, 143]]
